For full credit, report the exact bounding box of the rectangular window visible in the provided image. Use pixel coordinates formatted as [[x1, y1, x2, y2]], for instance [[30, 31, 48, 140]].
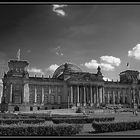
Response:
[[52, 86, 57, 93], [14, 96, 21, 104], [51, 95, 55, 104], [58, 95, 61, 104], [44, 95, 48, 104], [36, 87, 41, 104], [48, 86, 51, 94], [44, 86, 49, 94], [29, 85, 35, 104], [57, 86, 63, 93], [51, 86, 54, 93]]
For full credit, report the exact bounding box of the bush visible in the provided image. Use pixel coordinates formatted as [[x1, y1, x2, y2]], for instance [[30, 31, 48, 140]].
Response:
[[0, 113, 19, 119], [0, 122, 83, 136], [0, 119, 45, 125], [52, 117, 115, 124], [92, 120, 140, 133]]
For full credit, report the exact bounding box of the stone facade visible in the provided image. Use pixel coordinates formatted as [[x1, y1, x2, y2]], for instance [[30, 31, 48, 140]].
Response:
[[1, 59, 140, 112]]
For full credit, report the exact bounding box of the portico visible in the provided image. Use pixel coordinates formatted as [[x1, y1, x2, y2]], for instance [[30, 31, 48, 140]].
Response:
[[69, 83, 105, 107]]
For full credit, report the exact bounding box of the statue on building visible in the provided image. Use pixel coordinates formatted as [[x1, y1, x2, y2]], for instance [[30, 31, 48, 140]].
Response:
[[97, 66, 102, 76]]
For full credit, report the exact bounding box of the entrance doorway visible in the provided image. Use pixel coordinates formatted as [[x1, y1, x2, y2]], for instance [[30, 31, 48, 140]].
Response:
[[14, 106, 19, 111]]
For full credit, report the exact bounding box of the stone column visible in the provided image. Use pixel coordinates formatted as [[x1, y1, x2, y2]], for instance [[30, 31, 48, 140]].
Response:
[[113, 90, 115, 104], [138, 89, 140, 105], [42, 87, 44, 104], [102, 87, 105, 104], [126, 89, 128, 104], [107, 90, 110, 104], [77, 85, 80, 106], [93, 86, 96, 104], [99, 86, 102, 104], [133, 88, 137, 109], [127, 88, 130, 106], [23, 83, 29, 104], [90, 86, 93, 106], [48, 85, 51, 94], [123, 89, 125, 104], [96, 86, 99, 107], [83, 86, 86, 106], [118, 89, 120, 104], [70, 86, 73, 104], [130, 88, 133, 107], [34, 86, 37, 104], [130, 88, 133, 106], [10, 83, 13, 103]]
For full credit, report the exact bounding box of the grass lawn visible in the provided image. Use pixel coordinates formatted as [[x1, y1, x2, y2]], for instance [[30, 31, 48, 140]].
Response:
[[93, 129, 140, 136], [77, 111, 140, 136]]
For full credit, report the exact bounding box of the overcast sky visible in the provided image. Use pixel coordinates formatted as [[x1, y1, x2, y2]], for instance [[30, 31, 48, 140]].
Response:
[[1, 3, 140, 81]]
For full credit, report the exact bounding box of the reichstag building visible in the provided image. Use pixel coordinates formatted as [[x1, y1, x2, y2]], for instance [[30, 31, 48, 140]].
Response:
[[1, 58, 140, 112]]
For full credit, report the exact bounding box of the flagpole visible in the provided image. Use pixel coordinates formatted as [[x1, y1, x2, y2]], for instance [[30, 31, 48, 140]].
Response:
[[17, 49, 20, 61], [68, 95, 69, 113]]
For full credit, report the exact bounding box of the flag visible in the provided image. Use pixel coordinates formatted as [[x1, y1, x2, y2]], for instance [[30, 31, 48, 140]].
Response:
[[127, 62, 129, 67], [126, 62, 130, 70], [17, 49, 20, 61]]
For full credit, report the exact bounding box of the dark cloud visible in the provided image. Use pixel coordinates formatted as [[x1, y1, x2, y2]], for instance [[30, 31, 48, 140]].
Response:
[[1, 4, 140, 81]]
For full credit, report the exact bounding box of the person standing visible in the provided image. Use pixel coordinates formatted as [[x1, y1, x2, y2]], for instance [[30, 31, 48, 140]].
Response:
[[135, 110, 138, 116]]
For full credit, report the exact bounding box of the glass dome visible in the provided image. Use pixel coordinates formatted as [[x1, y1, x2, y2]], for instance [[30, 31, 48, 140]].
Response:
[[53, 63, 82, 78]]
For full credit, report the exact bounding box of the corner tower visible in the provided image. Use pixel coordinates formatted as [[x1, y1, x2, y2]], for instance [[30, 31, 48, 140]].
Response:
[[2, 58, 30, 112], [119, 70, 139, 84], [7, 60, 29, 78]]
